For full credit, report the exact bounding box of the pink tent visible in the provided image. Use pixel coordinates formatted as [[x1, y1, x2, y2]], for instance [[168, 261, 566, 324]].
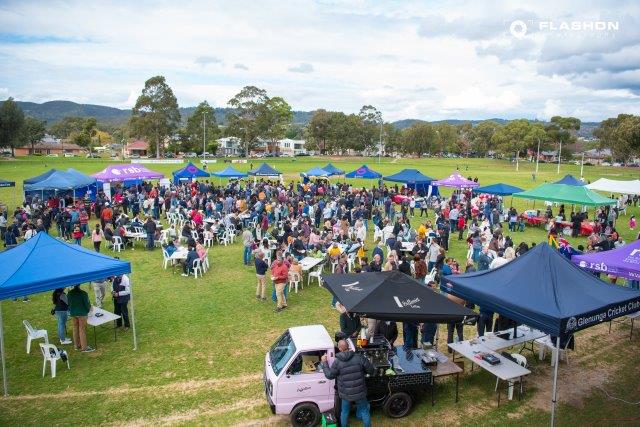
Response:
[[432, 172, 479, 189], [92, 164, 164, 183]]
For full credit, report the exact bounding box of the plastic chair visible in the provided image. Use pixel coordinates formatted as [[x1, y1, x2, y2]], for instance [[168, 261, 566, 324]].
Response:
[[309, 265, 323, 287], [347, 253, 357, 273], [40, 343, 70, 378], [536, 336, 571, 366], [191, 230, 199, 241], [495, 353, 527, 400], [424, 267, 437, 285], [162, 249, 173, 269], [203, 231, 214, 247], [373, 226, 383, 243], [202, 250, 210, 273], [331, 258, 339, 273], [24, 320, 48, 354], [192, 259, 203, 279], [289, 272, 302, 293], [112, 236, 123, 252]]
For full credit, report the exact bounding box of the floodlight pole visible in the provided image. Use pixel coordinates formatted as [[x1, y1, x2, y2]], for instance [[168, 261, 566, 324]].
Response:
[[203, 111, 207, 164], [557, 141, 562, 174], [580, 152, 585, 179], [378, 117, 383, 164], [535, 138, 541, 174]]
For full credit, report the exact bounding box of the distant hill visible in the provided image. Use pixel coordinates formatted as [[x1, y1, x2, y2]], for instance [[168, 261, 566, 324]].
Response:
[[15, 100, 598, 137], [15, 100, 314, 127]]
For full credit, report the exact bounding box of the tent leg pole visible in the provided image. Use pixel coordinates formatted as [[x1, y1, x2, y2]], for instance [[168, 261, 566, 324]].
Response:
[[130, 277, 138, 351], [550, 336, 561, 426], [0, 302, 8, 396]]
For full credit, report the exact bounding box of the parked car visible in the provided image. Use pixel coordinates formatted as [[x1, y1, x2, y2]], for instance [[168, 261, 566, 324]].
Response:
[[184, 152, 197, 158], [64, 153, 75, 158], [602, 162, 611, 166], [164, 152, 176, 158], [86, 153, 100, 158], [130, 154, 140, 159], [46, 153, 59, 157]]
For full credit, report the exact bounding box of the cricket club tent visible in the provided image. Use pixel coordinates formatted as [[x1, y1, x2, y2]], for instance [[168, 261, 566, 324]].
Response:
[[513, 183, 617, 206], [0, 232, 135, 396], [322, 163, 345, 176], [572, 239, 640, 281], [172, 162, 209, 184], [384, 168, 439, 197], [473, 183, 524, 196], [432, 172, 479, 189], [322, 270, 477, 323], [442, 243, 640, 425], [300, 167, 331, 178], [211, 166, 248, 179], [23, 169, 97, 201], [586, 178, 640, 195], [553, 175, 585, 186], [345, 165, 382, 179], [247, 163, 282, 182]]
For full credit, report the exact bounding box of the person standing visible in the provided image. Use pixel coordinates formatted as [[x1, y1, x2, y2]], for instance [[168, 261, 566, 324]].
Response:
[[270, 253, 289, 312], [242, 228, 253, 266], [254, 251, 268, 300], [91, 224, 104, 252], [144, 216, 156, 250], [321, 340, 374, 427], [93, 278, 108, 308], [67, 285, 94, 352], [52, 288, 72, 345], [112, 274, 131, 331]]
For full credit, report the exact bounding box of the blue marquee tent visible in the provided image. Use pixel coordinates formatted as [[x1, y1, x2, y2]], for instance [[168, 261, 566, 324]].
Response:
[[24, 170, 96, 197], [301, 167, 331, 177], [172, 162, 210, 183], [0, 232, 135, 395], [211, 166, 248, 178], [23, 169, 57, 185], [322, 163, 344, 176], [554, 174, 585, 186], [345, 165, 382, 179], [248, 163, 282, 177], [384, 168, 438, 196], [442, 242, 640, 423], [473, 183, 524, 196]]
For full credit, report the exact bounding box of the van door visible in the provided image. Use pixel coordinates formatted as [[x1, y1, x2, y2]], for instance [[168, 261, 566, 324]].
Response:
[[278, 350, 335, 413]]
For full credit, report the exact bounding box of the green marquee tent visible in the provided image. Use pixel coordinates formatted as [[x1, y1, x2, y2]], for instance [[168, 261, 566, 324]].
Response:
[[513, 183, 616, 206]]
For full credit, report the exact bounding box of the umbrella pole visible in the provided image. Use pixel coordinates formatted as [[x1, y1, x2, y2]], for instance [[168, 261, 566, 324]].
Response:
[[0, 302, 8, 396], [550, 336, 561, 426], [130, 277, 138, 351]]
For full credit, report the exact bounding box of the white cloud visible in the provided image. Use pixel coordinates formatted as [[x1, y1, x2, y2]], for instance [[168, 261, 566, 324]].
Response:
[[542, 99, 563, 119], [288, 63, 314, 73]]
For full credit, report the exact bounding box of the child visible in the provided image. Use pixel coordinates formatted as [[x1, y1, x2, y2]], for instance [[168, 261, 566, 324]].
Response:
[[630, 215, 636, 231], [72, 225, 83, 245], [457, 215, 466, 240]]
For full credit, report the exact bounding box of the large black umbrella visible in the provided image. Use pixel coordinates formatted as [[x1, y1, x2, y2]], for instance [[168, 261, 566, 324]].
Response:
[[322, 271, 478, 323]]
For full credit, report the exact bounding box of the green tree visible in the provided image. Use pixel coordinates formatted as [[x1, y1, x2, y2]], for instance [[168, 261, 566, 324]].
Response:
[[491, 119, 532, 158], [470, 120, 501, 156], [306, 109, 332, 153], [226, 86, 269, 156], [401, 122, 439, 156], [48, 116, 86, 139], [260, 96, 293, 154], [434, 123, 457, 153], [22, 116, 46, 152], [180, 101, 219, 155], [546, 116, 581, 160], [129, 76, 181, 158], [0, 97, 25, 156], [358, 105, 382, 153], [595, 114, 640, 160]]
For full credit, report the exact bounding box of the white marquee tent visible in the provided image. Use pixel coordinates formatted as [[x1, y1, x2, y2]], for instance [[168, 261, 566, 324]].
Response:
[[586, 178, 640, 195]]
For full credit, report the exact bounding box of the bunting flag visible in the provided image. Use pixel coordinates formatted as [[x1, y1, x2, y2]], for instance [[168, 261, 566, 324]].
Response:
[[548, 234, 559, 249]]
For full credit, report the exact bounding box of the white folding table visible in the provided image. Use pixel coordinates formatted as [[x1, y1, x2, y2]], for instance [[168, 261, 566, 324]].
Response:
[[87, 307, 121, 349]]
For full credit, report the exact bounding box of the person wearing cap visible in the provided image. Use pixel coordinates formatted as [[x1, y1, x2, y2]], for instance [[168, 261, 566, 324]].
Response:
[[270, 252, 289, 312], [100, 202, 113, 229], [337, 302, 360, 338]]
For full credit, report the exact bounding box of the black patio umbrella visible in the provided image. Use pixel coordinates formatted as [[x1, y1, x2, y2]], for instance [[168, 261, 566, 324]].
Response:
[[322, 270, 478, 323]]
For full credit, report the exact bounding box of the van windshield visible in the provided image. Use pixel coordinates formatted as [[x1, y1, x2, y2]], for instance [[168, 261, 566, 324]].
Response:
[[269, 331, 297, 376]]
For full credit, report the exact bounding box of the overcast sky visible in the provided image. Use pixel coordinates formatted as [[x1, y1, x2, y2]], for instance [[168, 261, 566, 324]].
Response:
[[1, 0, 639, 122]]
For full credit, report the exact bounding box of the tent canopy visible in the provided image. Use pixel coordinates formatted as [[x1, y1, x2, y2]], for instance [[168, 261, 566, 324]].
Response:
[[572, 240, 640, 281], [513, 183, 616, 206], [553, 174, 585, 186], [211, 166, 248, 178], [24, 169, 96, 192], [65, 168, 97, 187], [587, 178, 640, 195], [322, 270, 478, 323], [322, 163, 344, 176], [473, 183, 524, 196], [247, 163, 282, 177], [432, 172, 479, 188], [23, 169, 57, 185], [442, 243, 640, 338], [345, 165, 382, 179], [0, 179, 15, 188], [384, 169, 435, 184], [172, 162, 209, 183], [92, 164, 164, 183], [0, 232, 131, 300], [301, 167, 331, 177]]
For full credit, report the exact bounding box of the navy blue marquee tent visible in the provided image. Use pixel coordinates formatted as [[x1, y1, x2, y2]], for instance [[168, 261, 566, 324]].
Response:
[[300, 167, 331, 177], [442, 242, 640, 424], [322, 163, 344, 176], [211, 166, 248, 178], [247, 163, 282, 177], [23, 168, 57, 185], [384, 168, 439, 196], [24, 169, 97, 198], [345, 164, 382, 179], [0, 232, 135, 395], [554, 174, 585, 186], [172, 162, 210, 183], [473, 183, 524, 196]]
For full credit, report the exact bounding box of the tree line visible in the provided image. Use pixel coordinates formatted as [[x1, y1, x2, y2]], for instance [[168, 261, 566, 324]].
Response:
[[1, 75, 639, 161]]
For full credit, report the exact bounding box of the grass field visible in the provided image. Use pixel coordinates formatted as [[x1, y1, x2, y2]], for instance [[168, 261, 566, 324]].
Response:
[[0, 156, 639, 427]]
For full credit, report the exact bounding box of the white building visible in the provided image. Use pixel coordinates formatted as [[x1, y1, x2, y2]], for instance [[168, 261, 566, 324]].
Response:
[[217, 137, 242, 156], [277, 138, 306, 156]]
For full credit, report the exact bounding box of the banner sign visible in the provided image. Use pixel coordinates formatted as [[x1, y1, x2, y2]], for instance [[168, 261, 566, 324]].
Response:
[[131, 159, 183, 164]]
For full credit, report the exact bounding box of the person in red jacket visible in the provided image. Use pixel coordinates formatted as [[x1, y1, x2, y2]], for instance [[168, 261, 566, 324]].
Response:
[[457, 214, 466, 241], [270, 252, 289, 312]]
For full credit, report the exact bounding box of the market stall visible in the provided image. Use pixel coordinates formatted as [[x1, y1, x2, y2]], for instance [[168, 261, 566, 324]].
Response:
[[384, 168, 438, 197], [172, 162, 209, 184], [344, 164, 382, 180], [432, 172, 478, 189]]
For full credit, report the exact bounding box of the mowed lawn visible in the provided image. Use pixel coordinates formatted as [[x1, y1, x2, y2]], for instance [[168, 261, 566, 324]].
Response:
[[0, 156, 639, 426]]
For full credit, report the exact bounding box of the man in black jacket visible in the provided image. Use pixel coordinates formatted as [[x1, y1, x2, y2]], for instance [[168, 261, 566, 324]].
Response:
[[321, 340, 374, 427], [144, 216, 156, 250]]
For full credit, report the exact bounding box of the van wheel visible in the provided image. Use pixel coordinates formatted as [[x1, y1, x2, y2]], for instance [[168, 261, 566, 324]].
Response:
[[383, 391, 413, 418], [290, 402, 321, 427]]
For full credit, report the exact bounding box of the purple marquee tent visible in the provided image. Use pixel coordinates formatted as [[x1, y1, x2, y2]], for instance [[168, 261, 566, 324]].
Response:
[[572, 240, 640, 281], [92, 164, 164, 183], [432, 172, 479, 189]]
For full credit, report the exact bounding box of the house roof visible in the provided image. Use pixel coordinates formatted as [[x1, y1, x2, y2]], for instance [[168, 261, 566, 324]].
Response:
[[30, 142, 83, 150], [126, 140, 149, 150]]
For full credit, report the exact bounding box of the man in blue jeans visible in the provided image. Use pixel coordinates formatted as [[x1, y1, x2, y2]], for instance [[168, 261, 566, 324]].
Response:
[[321, 340, 374, 427], [242, 228, 253, 265]]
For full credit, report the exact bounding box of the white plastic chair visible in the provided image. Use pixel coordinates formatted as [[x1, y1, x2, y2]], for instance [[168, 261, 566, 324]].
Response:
[[201, 250, 210, 273], [203, 231, 214, 247], [373, 226, 383, 243], [289, 272, 302, 293], [40, 343, 69, 378], [495, 353, 527, 400], [536, 336, 571, 366], [191, 230, 199, 241], [24, 320, 48, 354], [424, 267, 438, 284], [331, 258, 339, 273], [162, 249, 173, 269], [192, 259, 203, 278], [347, 253, 357, 273], [112, 236, 123, 252], [309, 265, 323, 287]]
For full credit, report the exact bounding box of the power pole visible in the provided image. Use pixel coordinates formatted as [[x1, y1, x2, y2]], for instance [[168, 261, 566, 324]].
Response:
[[202, 111, 207, 164], [535, 138, 541, 174], [557, 141, 562, 174]]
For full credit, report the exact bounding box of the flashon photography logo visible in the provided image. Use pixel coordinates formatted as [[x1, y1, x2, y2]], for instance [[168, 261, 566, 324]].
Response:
[[565, 317, 577, 333], [509, 19, 619, 38]]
